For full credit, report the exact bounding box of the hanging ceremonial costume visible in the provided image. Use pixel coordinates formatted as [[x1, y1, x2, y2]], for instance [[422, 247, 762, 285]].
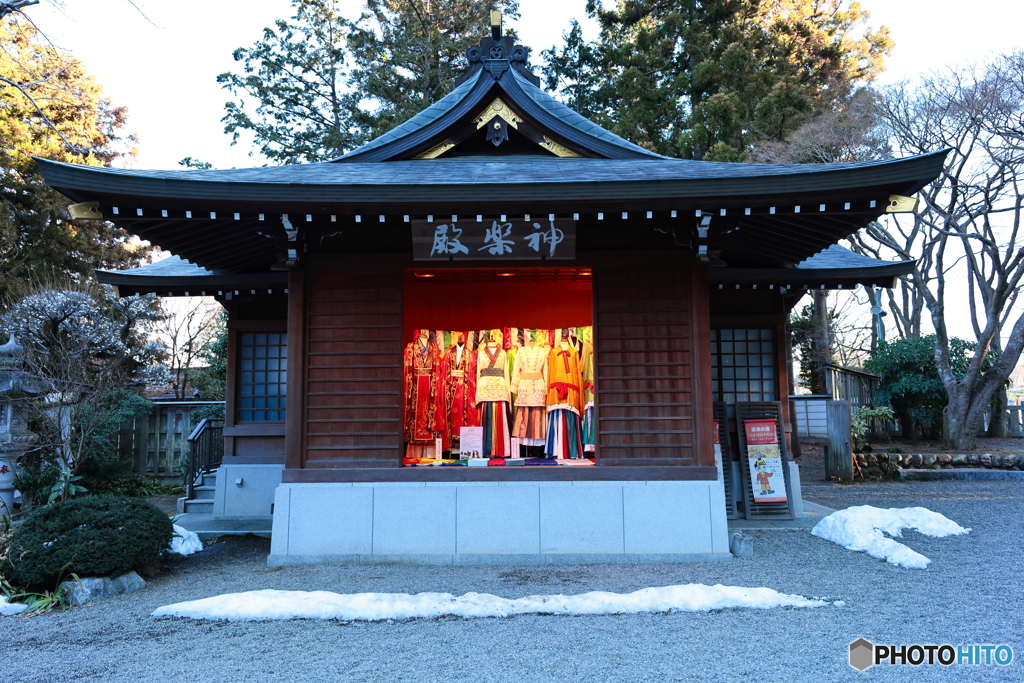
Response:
[[476, 334, 512, 457], [440, 335, 478, 452], [545, 339, 584, 459], [510, 339, 550, 445], [402, 331, 444, 458], [580, 328, 596, 452]]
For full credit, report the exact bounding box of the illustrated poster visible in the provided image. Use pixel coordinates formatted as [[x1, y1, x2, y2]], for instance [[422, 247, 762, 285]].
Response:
[[743, 419, 787, 503]]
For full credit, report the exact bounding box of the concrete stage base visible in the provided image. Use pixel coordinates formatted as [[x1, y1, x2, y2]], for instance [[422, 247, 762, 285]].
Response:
[[268, 480, 731, 564]]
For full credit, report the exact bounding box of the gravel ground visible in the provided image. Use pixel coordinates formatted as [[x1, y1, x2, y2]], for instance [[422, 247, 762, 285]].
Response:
[[3, 478, 1022, 683]]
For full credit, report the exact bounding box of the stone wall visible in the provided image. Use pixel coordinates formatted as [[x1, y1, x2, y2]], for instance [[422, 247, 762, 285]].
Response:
[[856, 451, 1024, 477]]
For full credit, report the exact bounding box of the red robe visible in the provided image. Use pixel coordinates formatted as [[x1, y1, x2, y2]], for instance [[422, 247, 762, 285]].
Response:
[[402, 337, 445, 446], [440, 341, 479, 450]]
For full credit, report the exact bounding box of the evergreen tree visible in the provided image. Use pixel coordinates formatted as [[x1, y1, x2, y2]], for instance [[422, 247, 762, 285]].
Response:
[[346, 0, 520, 142], [542, 0, 892, 160], [0, 16, 146, 298], [219, 0, 520, 163], [218, 0, 356, 163]]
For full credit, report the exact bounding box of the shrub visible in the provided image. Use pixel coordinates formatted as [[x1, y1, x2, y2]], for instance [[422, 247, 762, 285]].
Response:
[[865, 335, 997, 440], [3, 495, 173, 588]]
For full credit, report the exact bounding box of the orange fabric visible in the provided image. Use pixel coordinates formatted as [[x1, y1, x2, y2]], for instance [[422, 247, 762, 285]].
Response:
[[545, 343, 584, 416]]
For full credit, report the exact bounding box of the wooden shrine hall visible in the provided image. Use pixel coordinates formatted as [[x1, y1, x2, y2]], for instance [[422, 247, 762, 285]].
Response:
[[39, 16, 945, 563]]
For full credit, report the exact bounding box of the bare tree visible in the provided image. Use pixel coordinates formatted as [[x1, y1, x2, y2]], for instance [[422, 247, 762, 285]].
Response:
[[854, 53, 1024, 449], [154, 297, 224, 400]]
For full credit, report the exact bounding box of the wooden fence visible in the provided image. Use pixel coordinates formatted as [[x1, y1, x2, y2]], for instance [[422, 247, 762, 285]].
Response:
[[116, 401, 225, 479]]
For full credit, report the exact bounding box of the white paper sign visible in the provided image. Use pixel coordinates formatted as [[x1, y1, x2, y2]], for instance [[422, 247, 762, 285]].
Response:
[[460, 426, 484, 460]]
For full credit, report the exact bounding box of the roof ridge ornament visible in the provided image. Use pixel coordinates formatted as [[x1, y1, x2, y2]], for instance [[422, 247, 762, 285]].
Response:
[[454, 13, 540, 87]]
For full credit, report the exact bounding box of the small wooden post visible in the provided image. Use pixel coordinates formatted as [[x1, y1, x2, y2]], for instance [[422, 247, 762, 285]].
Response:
[[826, 400, 853, 480]]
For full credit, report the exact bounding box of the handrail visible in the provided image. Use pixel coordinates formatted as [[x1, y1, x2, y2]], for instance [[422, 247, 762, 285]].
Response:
[[186, 418, 224, 500]]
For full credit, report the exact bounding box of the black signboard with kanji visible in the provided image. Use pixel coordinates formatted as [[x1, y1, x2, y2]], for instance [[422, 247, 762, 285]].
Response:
[[412, 218, 576, 261]]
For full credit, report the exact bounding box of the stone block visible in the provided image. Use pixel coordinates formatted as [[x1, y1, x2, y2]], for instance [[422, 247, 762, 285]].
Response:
[[539, 486, 623, 554], [622, 483, 714, 554], [284, 485, 373, 556], [730, 533, 753, 558], [60, 571, 146, 605], [456, 486, 539, 554], [215, 464, 283, 519], [373, 486, 456, 554]]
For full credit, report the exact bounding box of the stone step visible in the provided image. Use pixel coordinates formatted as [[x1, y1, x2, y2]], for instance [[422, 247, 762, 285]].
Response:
[[201, 472, 218, 488], [192, 485, 216, 500], [183, 498, 213, 513]]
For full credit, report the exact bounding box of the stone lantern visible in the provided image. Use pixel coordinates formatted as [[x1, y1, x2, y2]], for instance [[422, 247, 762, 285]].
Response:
[[0, 335, 44, 518]]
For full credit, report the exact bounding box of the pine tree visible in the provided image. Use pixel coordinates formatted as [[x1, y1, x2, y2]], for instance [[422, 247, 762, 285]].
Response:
[[218, 0, 356, 163], [542, 0, 893, 160], [1, 16, 146, 299], [346, 0, 520, 141], [219, 0, 520, 163]]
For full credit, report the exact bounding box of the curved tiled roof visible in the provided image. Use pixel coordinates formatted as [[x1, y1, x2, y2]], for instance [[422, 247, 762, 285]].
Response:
[[37, 151, 947, 197], [333, 60, 665, 162], [332, 76, 479, 161]]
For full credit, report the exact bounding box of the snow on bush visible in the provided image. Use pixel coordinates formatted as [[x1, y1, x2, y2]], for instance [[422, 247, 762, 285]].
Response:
[[812, 505, 970, 569], [169, 524, 203, 556], [152, 584, 833, 622]]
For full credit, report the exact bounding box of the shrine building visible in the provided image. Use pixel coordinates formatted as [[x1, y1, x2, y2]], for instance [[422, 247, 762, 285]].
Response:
[[38, 16, 944, 563]]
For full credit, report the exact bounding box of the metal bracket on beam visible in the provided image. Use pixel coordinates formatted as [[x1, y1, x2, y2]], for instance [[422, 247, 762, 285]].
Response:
[[68, 201, 102, 219], [886, 195, 920, 213], [696, 212, 712, 262]]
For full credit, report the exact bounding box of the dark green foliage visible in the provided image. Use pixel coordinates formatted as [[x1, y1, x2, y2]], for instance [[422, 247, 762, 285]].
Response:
[[218, 0, 520, 162], [4, 495, 173, 588], [218, 0, 357, 163], [190, 310, 227, 401], [189, 403, 226, 427], [865, 336, 997, 441], [346, 0, 521, 143], [788, 302, 835, 395], [71, 390, 155, 496], [11, 464, 60, 509], [542, 0, 892, 159], [0, 17, 149, 299]]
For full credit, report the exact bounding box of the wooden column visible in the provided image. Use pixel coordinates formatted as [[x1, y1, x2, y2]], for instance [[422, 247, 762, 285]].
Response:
[[690, 260, 714, 468], [285, 268, 307, 470]]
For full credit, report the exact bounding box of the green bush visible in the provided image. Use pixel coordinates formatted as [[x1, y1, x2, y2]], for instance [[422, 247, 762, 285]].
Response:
[[865, 335, 997, 441], [3, 495, 173, 588]]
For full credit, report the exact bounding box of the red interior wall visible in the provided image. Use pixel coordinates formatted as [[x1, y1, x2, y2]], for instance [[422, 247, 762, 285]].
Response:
[[404, 276, 593, 343]]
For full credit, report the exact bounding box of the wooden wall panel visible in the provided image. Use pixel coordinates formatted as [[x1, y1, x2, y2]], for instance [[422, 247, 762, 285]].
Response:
[[594, 264, 697, 465], [302, 263, 404, 467]]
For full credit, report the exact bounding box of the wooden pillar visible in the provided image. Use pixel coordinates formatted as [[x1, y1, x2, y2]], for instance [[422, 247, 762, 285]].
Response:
[[285, 268, 307, 471], [691, 259, 714, 468]]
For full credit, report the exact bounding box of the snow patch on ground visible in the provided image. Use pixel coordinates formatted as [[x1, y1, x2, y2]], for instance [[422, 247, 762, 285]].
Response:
[[152, 584, 833, 622], [1, 595, 28, 616], [169, 524, 203, 556], [812, 505, 970, 569]]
